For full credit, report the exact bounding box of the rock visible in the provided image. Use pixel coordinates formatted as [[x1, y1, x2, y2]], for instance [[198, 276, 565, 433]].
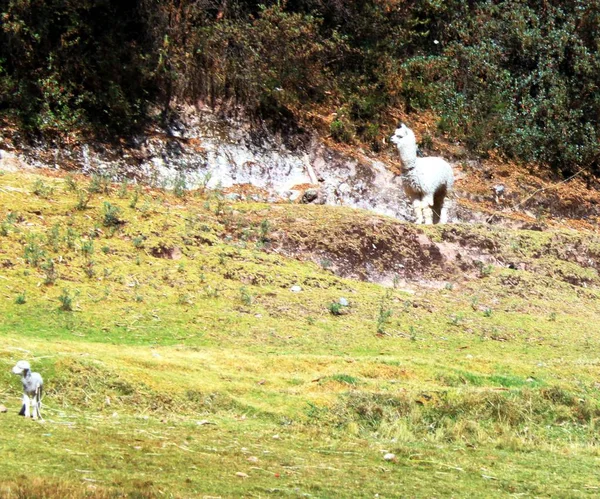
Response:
[[301, 188, 319, 204], [235, 472, 249, 479], [226, 193, 241, 201], [337, 182, 351, 195], [0, 150, 29, 172], [287, 190, 303, 202], [290, 285, 302, 293], [0, 405, 7, 413], [339, 297, 349, 307], [383, 453, 396, 461], [247, 456, 259, 463], [520, 222, 546, 231]]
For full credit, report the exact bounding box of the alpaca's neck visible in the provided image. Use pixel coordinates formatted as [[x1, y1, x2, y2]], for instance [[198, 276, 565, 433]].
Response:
[[395, 142, 418, 171]]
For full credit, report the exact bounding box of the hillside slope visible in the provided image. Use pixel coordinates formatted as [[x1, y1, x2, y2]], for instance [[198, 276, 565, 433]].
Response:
[[1, 169, 600, 498]]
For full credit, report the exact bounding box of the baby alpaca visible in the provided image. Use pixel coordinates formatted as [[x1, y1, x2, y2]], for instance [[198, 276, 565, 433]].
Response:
[[12, 360, 43, 420], [391, 124, 454, 224]]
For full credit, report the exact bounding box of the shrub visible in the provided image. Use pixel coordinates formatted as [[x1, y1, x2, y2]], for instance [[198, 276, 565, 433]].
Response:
[[240, 286, 254, 306], [32, 179, 54, 198], [102, 202, 123, 227], [23, 236, 46, 267], [41, 258, 57, 285], [328, 302, 342, 315], [58, 289, 74, 311], [330, 118, 353, 143]]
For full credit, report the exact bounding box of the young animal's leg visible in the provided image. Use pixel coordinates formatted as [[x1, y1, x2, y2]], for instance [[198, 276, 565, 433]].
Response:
[[33, 388, 42, 420], [21, 394, 30, 417], [412, 198, 424, 224], [422, 194, 434, 225], [32, 391, 38, 420]]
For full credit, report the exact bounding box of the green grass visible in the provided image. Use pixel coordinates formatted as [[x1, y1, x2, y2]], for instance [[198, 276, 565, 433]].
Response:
[[1, 170, 600, 497]]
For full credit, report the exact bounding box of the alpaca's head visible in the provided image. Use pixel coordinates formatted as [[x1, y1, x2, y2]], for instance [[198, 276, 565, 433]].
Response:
[[390, 124, 417, 148], [390, 124, 418, 166]]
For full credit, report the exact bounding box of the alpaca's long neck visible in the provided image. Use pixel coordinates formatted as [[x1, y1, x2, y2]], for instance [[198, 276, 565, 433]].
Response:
[[396, 143, 418, 171]]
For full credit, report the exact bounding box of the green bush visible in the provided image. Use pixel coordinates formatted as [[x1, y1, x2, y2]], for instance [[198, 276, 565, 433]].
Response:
[[1, 0, 598, 174]]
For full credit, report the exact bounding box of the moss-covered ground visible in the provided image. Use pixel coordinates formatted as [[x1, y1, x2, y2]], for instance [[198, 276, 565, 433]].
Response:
[[1, 170, 600, 497]]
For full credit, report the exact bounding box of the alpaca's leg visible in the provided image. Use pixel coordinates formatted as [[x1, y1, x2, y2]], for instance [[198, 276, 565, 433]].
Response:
[[412, 198, 424, 224], [422, 194, 434, 225], [439, 195, 450, 224]]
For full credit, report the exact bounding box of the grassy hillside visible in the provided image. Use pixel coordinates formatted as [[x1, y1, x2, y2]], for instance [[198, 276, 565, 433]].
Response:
[[1, 169, 600, 497]]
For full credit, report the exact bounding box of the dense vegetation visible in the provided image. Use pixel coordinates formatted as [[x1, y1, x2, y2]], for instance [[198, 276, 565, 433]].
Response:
[[1, 0, 599, 175]]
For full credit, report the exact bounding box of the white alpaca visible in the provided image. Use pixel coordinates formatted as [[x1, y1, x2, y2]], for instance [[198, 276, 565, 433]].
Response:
[[390, 124, 454, 224]]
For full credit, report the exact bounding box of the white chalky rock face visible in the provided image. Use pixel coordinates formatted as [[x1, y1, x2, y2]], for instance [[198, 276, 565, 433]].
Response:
[[15, 106, 415, 221]]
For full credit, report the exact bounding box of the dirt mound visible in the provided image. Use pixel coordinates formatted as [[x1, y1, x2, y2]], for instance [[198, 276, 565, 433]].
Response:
[[244, 205, 600, 289]]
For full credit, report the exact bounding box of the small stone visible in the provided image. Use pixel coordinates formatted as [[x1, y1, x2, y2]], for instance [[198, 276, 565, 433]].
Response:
[[272, 434, 280, 440], [236, 472, 249, 479], [339, 297, 349, 307], [383, 453, 396, 461], [290, 285, 302, 293], [0, 405, 7, 413], [247, 456, 259, 463], [301, 188, 319, 204]]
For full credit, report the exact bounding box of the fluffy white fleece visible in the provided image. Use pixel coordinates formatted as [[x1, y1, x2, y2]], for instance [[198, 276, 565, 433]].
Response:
[[391, 124, 454, 224]]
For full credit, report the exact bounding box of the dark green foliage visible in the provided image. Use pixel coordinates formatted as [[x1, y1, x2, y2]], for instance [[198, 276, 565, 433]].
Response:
[[425, 1, 600, 175], [1, 0, 599, 174], [0, 0, 155, 139]]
